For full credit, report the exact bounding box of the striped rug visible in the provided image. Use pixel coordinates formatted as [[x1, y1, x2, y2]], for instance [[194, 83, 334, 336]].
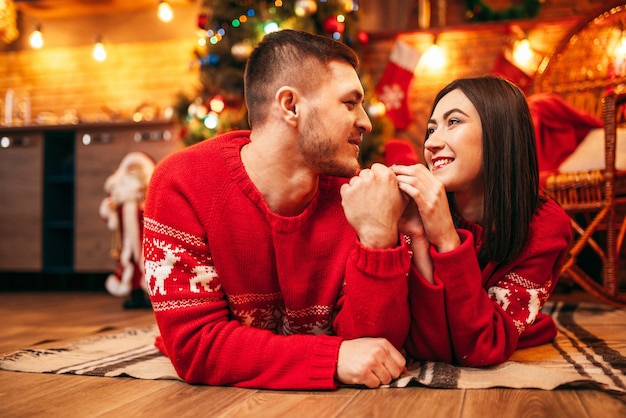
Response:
[[1, 301, 625, 394]]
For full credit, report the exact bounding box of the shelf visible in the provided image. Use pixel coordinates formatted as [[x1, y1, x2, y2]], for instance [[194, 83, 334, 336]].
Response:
[[45, 220, 74, 229], [41, 266, 75, 274], [46, 174, 74, 184], [43, 130, 75, 273]]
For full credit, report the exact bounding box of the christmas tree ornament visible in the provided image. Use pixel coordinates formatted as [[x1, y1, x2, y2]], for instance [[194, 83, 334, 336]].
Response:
[[195, 103, 209, 119], [358, 30, 369, 44], [197, 13, 208, 29], [199, 53, 221, 67], [376, 40, 421, 130], [231, 40, 253, 61], [342, 0, 356, 12], [324, 16, 345, 34], [209, 96, 225, 113], [205, 112, 219, 129], [367, 99, 386, 118], [294, 0, 317, 17]]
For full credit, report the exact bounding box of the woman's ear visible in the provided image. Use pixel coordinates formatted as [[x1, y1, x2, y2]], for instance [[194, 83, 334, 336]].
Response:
[[276, 86, 299, 127]]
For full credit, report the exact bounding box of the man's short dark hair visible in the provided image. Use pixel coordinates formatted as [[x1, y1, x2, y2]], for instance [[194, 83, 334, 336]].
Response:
[[244, 29, 360, 127]]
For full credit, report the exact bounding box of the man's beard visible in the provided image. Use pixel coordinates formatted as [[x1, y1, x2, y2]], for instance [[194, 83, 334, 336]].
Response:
[[298, 113, 360, 178]]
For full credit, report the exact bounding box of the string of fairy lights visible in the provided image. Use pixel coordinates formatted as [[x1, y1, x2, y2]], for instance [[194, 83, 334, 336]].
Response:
[[19, 0, 177, 62]]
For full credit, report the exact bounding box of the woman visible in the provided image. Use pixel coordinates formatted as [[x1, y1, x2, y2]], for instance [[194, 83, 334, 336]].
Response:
[[391, 76, 572, 367]]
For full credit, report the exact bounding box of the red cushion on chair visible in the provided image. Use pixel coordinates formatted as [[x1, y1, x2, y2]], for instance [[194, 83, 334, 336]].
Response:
[[528, 93, 603, 174]]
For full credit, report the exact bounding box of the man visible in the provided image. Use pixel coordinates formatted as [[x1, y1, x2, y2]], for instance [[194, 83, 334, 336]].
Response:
[[143, 29, 410, 390]]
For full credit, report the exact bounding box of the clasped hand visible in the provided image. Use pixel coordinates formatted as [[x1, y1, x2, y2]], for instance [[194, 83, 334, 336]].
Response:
[[340, 163, 408, 249]]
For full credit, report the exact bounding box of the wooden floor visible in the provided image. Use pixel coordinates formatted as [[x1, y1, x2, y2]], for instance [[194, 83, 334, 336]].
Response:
[[1, 291, 625, 418]]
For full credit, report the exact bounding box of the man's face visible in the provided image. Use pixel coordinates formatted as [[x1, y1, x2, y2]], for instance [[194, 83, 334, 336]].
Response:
[[297, 61, 372, 178]]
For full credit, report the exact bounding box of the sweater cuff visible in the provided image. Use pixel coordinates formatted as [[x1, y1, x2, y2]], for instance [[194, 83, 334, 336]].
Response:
[[410, 262, 443, 290], [429, 229, 473, 260], [308, 335, 342, 390], [429, 229, 478, 284], [353, 240, 411, 279]]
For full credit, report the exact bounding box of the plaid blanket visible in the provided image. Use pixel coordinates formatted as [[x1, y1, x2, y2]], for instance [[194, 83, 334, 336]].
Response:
[[1, 301, 625, 394]]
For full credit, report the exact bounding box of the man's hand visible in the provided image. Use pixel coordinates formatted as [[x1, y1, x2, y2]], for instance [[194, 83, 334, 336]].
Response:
[[336, 338, 406, 388], [340, 164, 407, 249]]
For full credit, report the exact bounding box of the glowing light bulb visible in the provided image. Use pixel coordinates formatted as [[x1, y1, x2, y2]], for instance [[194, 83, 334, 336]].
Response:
[[158, 1, 174, 23], [204, 112, 219, 129], [421, 43, 445, 71], [617, 33, 626, 58], [264, 22, 279, 34], [367, 100, 386, 118], [29, 26, 43, 49], [210, 96, 225, 113], [93, 37, 107, 62], [612, 31, 626, 76], [513, 39, 532, 67]]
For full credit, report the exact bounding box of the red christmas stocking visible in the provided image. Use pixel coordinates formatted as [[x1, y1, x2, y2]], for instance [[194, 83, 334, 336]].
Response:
[[376, 40, 421, 130], [492, 51, 533, 95]]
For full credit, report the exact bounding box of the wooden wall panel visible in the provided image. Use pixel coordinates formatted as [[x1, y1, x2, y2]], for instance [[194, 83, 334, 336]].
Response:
[[0, 38, 199, 125]]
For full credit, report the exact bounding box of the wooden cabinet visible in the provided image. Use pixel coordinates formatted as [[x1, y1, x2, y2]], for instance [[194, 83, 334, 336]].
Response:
[[0, 121, 181, 275], [0, 131, 44, 271]]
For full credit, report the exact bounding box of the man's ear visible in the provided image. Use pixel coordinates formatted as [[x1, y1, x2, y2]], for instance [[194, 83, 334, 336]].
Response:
[[276, 86, 299, 127]]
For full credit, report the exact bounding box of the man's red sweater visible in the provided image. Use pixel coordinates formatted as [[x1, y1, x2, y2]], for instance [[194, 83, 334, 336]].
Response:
[[142, 131, 411, 390]]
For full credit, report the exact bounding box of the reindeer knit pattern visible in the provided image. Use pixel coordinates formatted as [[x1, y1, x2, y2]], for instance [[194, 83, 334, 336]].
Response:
[[142, 130, 412, 390]]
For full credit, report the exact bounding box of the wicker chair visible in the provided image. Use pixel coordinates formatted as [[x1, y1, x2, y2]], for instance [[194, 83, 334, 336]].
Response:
[[532, 1, 626, 307]]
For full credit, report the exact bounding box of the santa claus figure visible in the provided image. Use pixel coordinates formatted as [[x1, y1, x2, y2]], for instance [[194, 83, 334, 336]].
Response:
[[99, 152, 155, 309]]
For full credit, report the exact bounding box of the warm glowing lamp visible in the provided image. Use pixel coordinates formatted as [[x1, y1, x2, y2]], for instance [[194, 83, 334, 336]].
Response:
[[612, 30, 626, 76], [29, 25, 43, 49], [513, 38, 533, 68], [93, 36, 107, 62], [421, 38, 445, 71], [617, 31, 626, 58], [158, 1, 174, 23]]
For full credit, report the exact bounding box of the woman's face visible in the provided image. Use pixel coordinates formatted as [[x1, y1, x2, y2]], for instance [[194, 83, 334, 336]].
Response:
[[424, 88, 484, 197]]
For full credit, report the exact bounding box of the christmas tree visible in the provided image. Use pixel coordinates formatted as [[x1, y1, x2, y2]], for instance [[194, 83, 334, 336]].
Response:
[[174, 0, 393, 167]]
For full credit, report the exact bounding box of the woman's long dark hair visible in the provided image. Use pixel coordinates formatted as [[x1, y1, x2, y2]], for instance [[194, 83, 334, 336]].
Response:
[[429, 76, 541, 265]]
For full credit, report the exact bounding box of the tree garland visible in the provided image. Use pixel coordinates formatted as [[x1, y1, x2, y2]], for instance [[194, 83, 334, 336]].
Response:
[[466, 0, 543, 22]]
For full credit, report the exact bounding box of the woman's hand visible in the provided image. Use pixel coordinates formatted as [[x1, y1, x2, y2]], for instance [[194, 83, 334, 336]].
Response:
[[397, 189, 434, 283], [398, 199, 425, 241], [391, 164, 460, 254]]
